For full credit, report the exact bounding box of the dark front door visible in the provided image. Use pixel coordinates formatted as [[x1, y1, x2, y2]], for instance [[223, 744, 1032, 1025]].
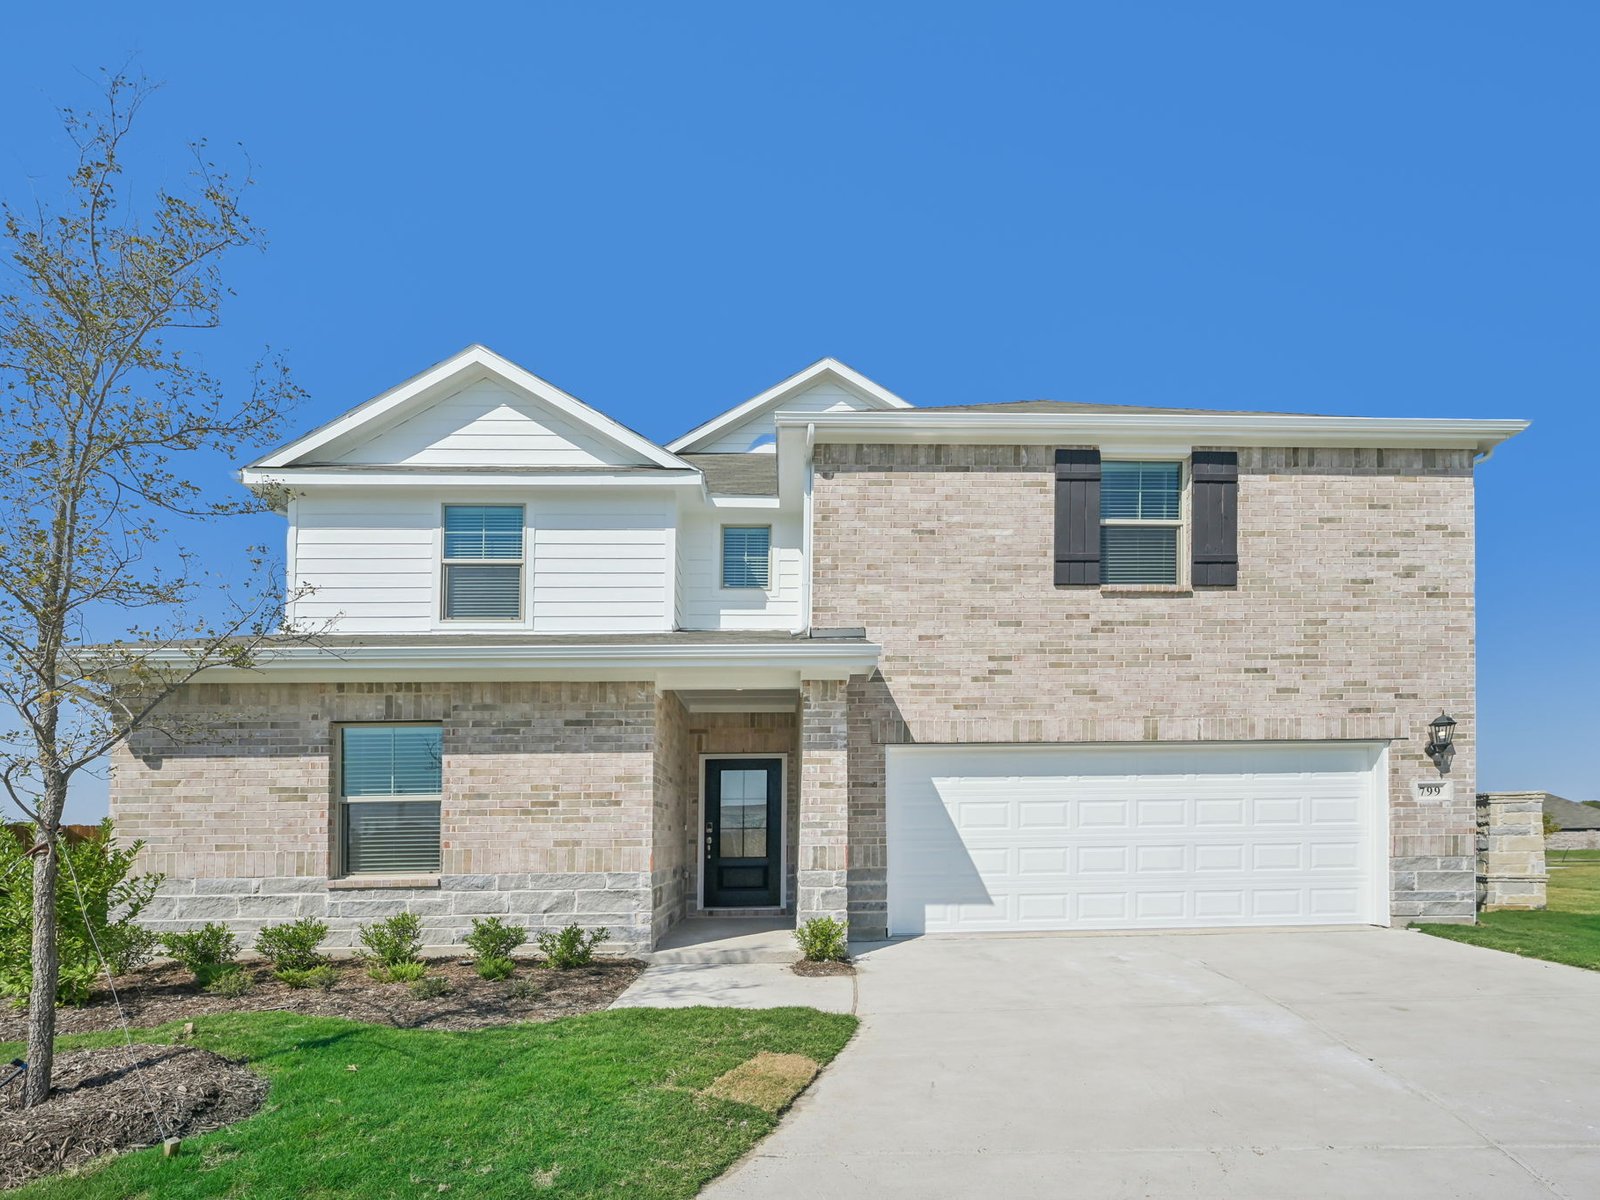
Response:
[[704, 757, 783, 908]]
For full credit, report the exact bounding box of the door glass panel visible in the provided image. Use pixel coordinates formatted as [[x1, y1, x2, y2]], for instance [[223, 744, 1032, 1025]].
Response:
[[719, 767, 769, 858]]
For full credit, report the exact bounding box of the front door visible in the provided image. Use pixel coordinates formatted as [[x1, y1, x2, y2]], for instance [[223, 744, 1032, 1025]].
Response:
[[704, 757, 783, 908]]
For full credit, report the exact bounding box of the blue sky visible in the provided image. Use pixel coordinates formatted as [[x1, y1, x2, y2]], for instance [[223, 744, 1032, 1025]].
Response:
[[2, 3, 1594, 819]]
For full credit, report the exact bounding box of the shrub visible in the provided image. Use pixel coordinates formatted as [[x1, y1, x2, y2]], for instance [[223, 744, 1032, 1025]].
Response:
[[535, 923, 609, 969], [370, 960, 428, 984], [464, 916, 527, 962], [276, 964, 338, 990], [357, 912, 423, 968], [162, 923, 241, 988], [506, 979, 539, 1002], [255, 918, 329, 971], [794, 916, 849, 963], [204, 967, 254, 998], [0, 819, 163, 1006], [475, 955, 515, 981], [408, 974, 453, 999]]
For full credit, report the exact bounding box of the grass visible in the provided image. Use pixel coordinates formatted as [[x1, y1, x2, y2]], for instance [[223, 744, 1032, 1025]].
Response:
[[1418, 849, 1600, 970], [3, 1006, 857, 1199]]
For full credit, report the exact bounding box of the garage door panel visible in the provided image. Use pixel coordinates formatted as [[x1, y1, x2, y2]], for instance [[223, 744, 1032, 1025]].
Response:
[[887, 743, 1384, 935]]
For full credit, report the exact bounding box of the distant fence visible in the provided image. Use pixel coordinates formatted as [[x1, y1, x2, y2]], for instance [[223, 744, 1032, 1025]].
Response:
[[4, 823, 104, 847]]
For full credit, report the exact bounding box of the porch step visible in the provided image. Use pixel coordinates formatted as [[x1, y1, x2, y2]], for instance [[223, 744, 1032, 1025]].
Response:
[[648, 916, 798, 965], [695, 907, 791, 919]]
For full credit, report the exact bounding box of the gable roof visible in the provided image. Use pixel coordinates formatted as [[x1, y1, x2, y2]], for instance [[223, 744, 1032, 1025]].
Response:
[[666, 357, 911, 453], [682, 453, 779, 496], [250, 345, 691, 472], [1545, 794, 1600, 831]]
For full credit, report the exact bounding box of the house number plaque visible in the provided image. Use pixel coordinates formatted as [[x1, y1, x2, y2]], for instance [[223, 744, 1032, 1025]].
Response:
[[1410, 780, 1455, 804]]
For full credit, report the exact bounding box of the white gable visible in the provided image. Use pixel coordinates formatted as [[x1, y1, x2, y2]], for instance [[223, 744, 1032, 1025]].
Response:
[[330, 376, 646, 468], [695, 381, 884, 453]]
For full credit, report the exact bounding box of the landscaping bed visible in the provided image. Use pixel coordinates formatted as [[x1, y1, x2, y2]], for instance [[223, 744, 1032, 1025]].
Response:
[[791, 959, 854, 977], [0, 957, 643, 1040], [0, 1043, 268, 1191]]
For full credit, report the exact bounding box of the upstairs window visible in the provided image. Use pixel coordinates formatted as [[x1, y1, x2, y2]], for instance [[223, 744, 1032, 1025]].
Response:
[[721, 525, 772, 589], [1100, 461, 1183, 585], [339, 724, 442, 875], [442, 505, 524, 619]]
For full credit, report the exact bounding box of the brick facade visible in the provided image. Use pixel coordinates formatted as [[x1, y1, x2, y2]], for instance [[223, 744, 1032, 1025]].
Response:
[[114, 680, 661, 953], [810, 442, 1479, 938]]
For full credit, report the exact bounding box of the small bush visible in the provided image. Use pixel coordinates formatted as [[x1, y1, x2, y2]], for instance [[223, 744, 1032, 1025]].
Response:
[[465, 916, 527, 962], [357, 912, 423, 968], [203, 966, 254, 998], [476, 955, 515, 981], [162, 923, 241, 987], [370, 960, 428, 984], [0, 819, 163, 1006], [794, 916, 849, 962], [506, 979, 539, 1002], [276, 964, 338, 990], [408, 974, 453, 999], [535, 923, 609, 969], [255, 918, 329, 971]]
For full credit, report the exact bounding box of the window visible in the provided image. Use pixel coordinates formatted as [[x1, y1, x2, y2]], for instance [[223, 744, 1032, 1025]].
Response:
[[1100, 461, 1183, 585], [442, 505, 523, 620], [721, 525, 771, 589], [339, 725, 442, 875]]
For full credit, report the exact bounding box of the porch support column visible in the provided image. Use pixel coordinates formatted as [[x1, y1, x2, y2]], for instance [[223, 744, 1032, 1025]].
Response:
[[797, 678, 850, 927]]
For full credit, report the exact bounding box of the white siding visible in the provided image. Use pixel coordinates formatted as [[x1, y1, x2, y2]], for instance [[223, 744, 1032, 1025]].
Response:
[[289, 493, 439, 632], [676, 508, 803, 631], [331, 378, 643, 467], [697, 381, 879, 453], [288, 490, 675, 634]]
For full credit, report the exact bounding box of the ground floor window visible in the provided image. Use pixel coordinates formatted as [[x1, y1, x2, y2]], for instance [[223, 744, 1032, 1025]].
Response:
[[339, 724, 443, 874]]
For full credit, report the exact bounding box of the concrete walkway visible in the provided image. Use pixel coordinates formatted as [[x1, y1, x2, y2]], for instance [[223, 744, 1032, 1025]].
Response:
[[611, 961, 854, 1012], [703, 928, 1600, 1198]]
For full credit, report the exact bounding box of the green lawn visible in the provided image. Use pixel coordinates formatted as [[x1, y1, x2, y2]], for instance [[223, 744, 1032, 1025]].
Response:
[[4, 1006, 857, 1199], [1419, 849, 1600, 970]]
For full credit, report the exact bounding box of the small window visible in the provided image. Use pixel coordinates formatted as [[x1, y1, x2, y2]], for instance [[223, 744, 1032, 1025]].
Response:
[[1100, 461, 1182, 585], [721, 525, 772, 589], [339, 725, 442, 875], [442, 505, 524, 619]]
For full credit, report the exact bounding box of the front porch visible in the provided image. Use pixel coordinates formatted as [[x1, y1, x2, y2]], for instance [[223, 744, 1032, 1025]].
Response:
[[649, 678, 850, 949]]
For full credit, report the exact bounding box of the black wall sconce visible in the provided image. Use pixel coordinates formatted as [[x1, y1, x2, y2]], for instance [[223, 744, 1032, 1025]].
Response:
[[1424, 712, 1456, 771]]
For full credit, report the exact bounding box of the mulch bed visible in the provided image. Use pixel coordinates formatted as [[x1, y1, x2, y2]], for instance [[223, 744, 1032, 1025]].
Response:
[[0, 1043, 269, 1190], [791, 959, 855, 977], [0, 958, 645, 1041]]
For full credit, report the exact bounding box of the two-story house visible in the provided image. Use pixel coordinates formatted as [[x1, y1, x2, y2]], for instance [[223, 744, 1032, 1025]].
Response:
[[110, 345, 1526, 952]]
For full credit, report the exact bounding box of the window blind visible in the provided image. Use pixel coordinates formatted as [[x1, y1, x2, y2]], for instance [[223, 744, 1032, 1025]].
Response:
[[443, 563, 522, 619], [443, 505, 523, 619], [1101, 461, 1181, 520], [443, 505, 523, 559], [722, 526, 771, 589], [1100, 526, 1179, 585], [342, 725, 442, 796], [344, 801, 442, 874], [341, 726, 443, 875]]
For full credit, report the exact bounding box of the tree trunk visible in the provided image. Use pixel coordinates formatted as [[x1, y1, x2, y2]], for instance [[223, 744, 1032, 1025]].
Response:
[[21, 777, 66, 1108]]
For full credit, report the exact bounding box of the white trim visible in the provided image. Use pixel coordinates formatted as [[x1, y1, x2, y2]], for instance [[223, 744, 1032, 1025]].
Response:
[[242, 469, 704, 490], [250, 345, 693, 471], [667, 357, 912, 453], [778, 410, 1528, 455], [697, 753, 789, 912]]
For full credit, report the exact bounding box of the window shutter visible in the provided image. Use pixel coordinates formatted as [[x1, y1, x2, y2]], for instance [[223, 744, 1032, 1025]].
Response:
[[1191, 451, 1239, 588], [1054, 448, 1101, 586]]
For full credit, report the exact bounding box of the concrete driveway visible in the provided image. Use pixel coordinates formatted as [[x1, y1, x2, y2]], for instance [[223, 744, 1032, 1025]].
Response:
[[704, 928, 1600, 1198]]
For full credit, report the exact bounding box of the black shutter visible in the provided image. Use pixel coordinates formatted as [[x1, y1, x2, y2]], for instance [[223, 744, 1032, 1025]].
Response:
[[1054, 448, 1101, 586], [1191, 451, 1238, 588]]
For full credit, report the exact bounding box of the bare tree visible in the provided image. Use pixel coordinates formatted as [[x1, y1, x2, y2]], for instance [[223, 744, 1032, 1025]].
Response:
[[0, 70, 306, 1106]]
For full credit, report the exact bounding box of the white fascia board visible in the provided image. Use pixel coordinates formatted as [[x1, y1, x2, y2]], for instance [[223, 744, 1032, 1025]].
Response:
[[666, 357, 913, 453], [240, 468, 705, 490], [777, 411, 1530, 456], [251, 345, 691, 471], [125, 639, 881, 684], [707, 494, 784, 509]]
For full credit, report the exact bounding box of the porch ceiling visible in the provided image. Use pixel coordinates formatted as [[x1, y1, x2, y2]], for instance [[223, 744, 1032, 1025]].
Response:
[[673, 688, 799, 714]]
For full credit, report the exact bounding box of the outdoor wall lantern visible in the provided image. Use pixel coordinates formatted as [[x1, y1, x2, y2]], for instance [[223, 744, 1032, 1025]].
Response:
[[1424, 712, 1457, 770]]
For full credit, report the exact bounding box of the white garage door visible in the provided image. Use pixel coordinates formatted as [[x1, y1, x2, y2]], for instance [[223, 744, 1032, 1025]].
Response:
[[886, 742, 1387, 935]]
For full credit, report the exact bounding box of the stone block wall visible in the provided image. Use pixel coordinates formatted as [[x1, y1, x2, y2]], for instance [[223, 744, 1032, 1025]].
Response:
[[650, 690, 693, 943], [811, 443, 1480, 937], [112, 680, 660, 952], [1548, 829, 1600, 850], [1477, 791, 1548, 909]]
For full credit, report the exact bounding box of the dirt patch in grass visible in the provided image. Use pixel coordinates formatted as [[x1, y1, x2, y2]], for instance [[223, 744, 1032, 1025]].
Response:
[[0, 1043, 268, 1190], [791, 959, 854, 977], [0, 958, 643, 1040], [701, 1051, 820, 1114]]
